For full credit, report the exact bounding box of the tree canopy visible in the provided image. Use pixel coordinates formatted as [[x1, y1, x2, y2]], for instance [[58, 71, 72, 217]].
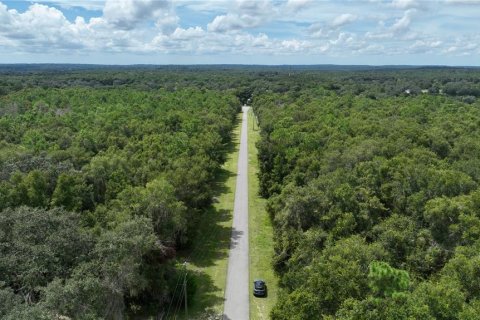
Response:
[[0, 77, 239, 318], [252, 72, 480, 319]]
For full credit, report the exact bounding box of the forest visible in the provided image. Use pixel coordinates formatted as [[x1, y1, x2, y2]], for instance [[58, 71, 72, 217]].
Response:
[[1, 65, 480, 319], [252, 70, 480, 319], [0, 81, 239, 318]]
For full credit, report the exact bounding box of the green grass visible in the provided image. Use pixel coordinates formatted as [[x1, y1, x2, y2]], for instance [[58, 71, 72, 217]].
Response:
[[174, 114, 241, 319], [248, 109, 278, 320]]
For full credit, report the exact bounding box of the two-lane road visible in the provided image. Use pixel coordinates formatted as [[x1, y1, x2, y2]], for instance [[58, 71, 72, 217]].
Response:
[[223, 106, 250, 320]]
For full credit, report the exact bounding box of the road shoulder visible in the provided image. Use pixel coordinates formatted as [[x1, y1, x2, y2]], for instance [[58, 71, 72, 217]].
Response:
[[248, 109, 278, 320], [177, 113, 242, 319]]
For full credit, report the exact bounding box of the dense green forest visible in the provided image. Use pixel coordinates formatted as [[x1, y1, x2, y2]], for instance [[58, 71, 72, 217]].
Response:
[[0, 82, 239, 318], [2, 65, 480, 319], [253, 75, 480, 319]]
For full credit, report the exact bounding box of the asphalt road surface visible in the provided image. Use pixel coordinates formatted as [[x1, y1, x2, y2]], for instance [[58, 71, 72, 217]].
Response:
[[223, 106, 250, 320]]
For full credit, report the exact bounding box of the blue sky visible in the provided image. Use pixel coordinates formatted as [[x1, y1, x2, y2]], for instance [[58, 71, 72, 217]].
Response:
[[0, 0, 479, 65]]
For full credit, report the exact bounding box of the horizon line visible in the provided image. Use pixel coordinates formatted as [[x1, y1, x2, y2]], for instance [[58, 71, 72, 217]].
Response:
[[1, 63, 479, 68]]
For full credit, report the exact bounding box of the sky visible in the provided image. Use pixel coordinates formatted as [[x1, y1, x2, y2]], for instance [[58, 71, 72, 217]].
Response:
[[0, 0, 479, 65]]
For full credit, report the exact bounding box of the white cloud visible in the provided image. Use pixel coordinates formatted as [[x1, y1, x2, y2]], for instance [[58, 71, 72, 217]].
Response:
[[364, 31, 392, 39], [0, 2, 12, 25], [32, 0, 105, 10], [235, 0, 272, 15], [103, 0, 177, 32], [391, 0, 420, 9], [281, 39, 310, 52], [0, 2, 151, 53], [445, 0, 480, 4], [0, 0, 479, 63], [391, 9, 416, 32], [329, 32, 355, 45], [409, 39, 443, 53], [234, 33, 270, 50], [207, 0, 275, 33], [307, 13, 357, 40], [309, 26, 334, 39], [0, 3, 83, 50], [363, 9, 418, 41], [285, 0, 312, 12], [331, 13, 357, 28], [177, 0, 230, 13], [151, 28, 311, 56], [171, 26, 205, 40], [441, 37, 479, 56], [207, 14, 246, 32]]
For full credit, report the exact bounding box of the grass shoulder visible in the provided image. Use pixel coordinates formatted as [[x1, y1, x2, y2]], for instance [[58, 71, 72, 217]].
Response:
[[248, 109, 278, 320], [175, 113, 241, 319]]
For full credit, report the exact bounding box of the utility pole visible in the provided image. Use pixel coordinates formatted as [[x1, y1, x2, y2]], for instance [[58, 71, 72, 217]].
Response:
[[183, 262, 188, 319], [253, 113, 258, 131], [252, 112, 255, 131]]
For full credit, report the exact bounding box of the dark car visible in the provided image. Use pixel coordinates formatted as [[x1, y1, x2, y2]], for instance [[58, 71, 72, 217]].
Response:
[[253, 279, 266, 297]]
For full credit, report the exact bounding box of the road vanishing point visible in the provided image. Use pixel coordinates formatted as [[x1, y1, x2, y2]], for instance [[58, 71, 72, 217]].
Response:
[[223, 106, 250, 320]]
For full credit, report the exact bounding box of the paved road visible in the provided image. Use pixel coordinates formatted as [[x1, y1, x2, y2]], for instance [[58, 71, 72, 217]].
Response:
[[223, 106, 250, 320]]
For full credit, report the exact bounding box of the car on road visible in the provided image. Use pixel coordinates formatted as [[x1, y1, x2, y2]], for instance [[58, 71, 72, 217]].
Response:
[[253, 279, 266, 297]]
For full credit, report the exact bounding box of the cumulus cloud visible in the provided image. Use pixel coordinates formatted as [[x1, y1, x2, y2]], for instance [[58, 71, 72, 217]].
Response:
[[207, 14, 247, 32], [33, 0, 105, 10], [0, 3, 85, 50], [170, 26, 205, 40], [444, 0, 480, 4], [308, 25, 333, 39], [0, 2, 12, 25], [235, 0, 272, 15], [391, 0, 420, 9], [441, 37, 479, 56], [281, 39, 311, 52], [151, 27, 310, 56], [306, 13, 357, 41], [391, 9, 416, 32], [103, 0, 177, 32], [179, 0, 230, 13], [331, 13, 357, 28], [285, 0, 312, 12], [207, 0, 274, 32], [234, 33, 270, 50], [0, 2, 153, 53], [362, 8, 420, 44], [0, 0, 478, 62], [334, 32, 353, 44], [409, 39, 442, 53], [1, 1, 290, 56]]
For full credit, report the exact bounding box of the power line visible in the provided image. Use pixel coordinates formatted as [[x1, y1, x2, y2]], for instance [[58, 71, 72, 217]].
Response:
[[183, 264, 188, 319], [172, 276, 186, 320], [171, 260, 194, 319], [164, 272, 183, 320]]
